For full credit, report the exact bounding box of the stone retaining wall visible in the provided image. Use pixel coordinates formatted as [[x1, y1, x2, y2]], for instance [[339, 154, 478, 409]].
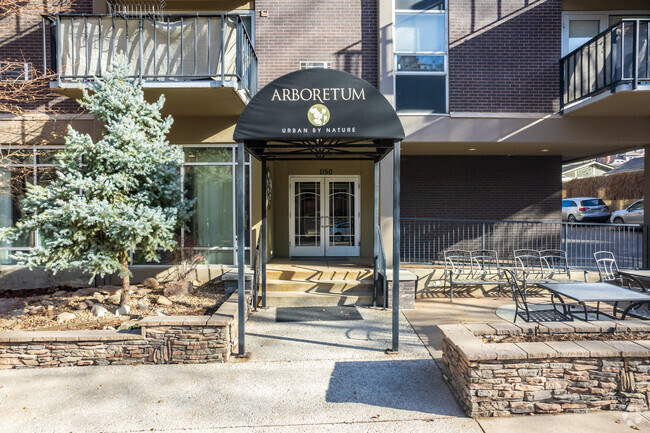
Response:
[[0, 293, 250, 369], [439, 321, 650, 417]]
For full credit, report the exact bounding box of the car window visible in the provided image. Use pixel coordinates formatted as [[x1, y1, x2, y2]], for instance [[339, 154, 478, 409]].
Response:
[[629, 201, 644, 211], [581, 199, 604, 206], [563, 200, 576, 207]]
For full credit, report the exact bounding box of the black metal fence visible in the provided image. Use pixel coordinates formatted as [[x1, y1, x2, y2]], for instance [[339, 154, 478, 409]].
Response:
[[401, 218, 645, 270], [560, 19, 649, 111], [43, 13, 258, 96]]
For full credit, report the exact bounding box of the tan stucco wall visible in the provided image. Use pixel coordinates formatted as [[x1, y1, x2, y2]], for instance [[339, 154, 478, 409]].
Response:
[[563, 1, 650, 11], [269, 160, 375, 258], [0, 115, 99, 145], [167, 116, 238, 144]]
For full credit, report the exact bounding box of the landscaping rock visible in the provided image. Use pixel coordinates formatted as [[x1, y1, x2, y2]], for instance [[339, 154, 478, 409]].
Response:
[[137, 296, 150, 309], [163, 281, 193, 298], [41, 300, 53, 306], [97, 285, 121, 294], [154, 308, 170, 316], [117, 320, 138, 331], [52, 290, 68, 297], [115, 305, 131, 316], [9, 310, 25, 318], [90, 304, 109, 318], [156, 296, 172, 306], [57, 312, 76, 323], [73, 287, 96, 297], [142, 277, 160, 289], [28, 306, 44, 315], [134, 288, 152, 296], [107, 292, 122, 305], [75, 301, 88, 311]]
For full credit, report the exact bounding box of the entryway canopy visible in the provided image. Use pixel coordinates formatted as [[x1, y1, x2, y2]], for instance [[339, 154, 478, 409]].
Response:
[[233, 68, 404, 160], [232, 68, 404, 359]]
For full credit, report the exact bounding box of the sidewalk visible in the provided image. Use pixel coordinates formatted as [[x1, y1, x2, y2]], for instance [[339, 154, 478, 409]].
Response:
[[3, 304, 650, 432], [2, 307, 479, 433]]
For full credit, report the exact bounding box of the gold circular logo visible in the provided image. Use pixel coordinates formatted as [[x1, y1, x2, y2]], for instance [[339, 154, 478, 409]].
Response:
[[308, 104, 330, 126]]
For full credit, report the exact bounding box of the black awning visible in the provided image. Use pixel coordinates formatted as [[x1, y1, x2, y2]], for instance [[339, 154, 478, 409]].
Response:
[[233, 69, 404, 160]]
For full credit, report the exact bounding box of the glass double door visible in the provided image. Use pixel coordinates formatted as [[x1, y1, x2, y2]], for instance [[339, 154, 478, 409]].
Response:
[[289, 176, 360, 257]]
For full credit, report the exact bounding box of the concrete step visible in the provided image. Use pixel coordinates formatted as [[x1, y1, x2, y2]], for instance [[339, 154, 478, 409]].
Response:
[[266, 279, 373, 293], [266, 268, 373, 282], [263, 291, 374, 307]]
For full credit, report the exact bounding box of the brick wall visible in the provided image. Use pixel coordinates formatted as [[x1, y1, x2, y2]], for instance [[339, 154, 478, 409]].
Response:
[[401, 155, 562, 221], [255, 0, 377, 88], [448, 0, 562, 113], [0, 0, 92, 113]]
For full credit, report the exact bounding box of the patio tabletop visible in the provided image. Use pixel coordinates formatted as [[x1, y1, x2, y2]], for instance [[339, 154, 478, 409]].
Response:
[[618, 269, 650, 280], [538, 282, 650, 303]]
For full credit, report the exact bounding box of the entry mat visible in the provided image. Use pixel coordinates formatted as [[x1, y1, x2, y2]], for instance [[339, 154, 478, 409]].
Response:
[[275, 306, 363, 323], [290, 256, 349, 261]]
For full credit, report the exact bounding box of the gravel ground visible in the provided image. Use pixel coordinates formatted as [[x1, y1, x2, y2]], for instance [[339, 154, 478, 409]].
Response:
[[0, 279, 226, 331]]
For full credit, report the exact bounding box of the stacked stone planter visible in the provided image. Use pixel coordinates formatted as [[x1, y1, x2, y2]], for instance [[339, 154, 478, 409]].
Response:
[[0, 292, 251, 369], [439, 320, 650, 417]]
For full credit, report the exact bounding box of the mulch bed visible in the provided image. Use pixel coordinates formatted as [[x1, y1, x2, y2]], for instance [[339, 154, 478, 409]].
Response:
[[482, 332, 650, 344]]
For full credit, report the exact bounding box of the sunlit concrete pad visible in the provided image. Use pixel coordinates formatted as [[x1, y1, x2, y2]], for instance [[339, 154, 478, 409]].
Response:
[[246, 307, 431, 361], [164, 418, 483, 433], [478, 410, 650, 433]]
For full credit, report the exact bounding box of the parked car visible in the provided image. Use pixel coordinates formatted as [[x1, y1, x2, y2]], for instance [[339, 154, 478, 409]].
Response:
[[562, 197, 610, 222], [610, 199, 644, 224]]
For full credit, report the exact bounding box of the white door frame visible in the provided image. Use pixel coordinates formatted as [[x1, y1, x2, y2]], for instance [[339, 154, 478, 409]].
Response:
[[562, 12, 609, 56], [289, 175, 361, 257]]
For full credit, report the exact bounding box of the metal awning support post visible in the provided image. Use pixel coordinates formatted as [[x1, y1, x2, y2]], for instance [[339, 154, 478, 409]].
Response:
[[261, 158, 267, 308], [392, 140, 400, 353], [373, 159, 379, 307], [236, 141, 247, 356]]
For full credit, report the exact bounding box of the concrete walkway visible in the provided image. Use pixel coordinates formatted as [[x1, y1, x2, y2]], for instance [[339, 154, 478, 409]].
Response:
[[2, 307, 479, 433], [3, 303, 650, 432]]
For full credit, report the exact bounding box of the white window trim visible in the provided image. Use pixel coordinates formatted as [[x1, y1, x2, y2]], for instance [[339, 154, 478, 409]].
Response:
[[393, 0, 449, 114], [561, 10, 650, 56]]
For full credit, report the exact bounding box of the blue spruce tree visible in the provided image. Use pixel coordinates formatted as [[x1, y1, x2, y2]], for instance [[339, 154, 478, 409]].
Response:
[[1, 59, 191, 306]]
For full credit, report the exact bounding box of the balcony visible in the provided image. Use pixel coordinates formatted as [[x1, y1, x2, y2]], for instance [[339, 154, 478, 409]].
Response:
[[560, 19, 650, 116], [44, 14, 257, 116]]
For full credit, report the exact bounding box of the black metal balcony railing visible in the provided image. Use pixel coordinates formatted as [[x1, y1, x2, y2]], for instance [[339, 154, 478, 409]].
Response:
[[43, 13, 258, 96], [560, 19, 649, 111]]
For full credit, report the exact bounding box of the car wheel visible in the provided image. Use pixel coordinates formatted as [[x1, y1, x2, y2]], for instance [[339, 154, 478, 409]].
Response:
[[568, 214, 576, 222], [613, 217, 625, 231]]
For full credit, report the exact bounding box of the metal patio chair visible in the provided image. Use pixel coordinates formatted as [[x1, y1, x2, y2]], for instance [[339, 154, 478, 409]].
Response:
[[443, 249, 507, 301], [540, 249, 588, 283], [593, 251, 649, 319], [513, 249, 548, 297], [503, 269, 572, 323]]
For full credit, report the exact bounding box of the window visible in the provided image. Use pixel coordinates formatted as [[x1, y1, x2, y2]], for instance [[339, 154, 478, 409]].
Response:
[[1, 146, 62, 265], [0, 62, 31, 81], [394, 0, 447, 113], [300, 61, 331, 70], [0, 145, 251, 267], [180, 146, 251, 266], [629, 201, 644, 211], [581, 199, 605, 206]]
